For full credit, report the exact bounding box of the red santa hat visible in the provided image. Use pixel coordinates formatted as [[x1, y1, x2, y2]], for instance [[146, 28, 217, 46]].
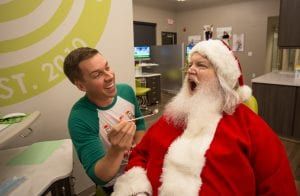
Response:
[[188, 39, 251, 102]]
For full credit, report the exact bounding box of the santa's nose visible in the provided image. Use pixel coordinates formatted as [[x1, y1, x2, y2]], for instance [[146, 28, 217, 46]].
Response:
[[187, 66, 197, 75]]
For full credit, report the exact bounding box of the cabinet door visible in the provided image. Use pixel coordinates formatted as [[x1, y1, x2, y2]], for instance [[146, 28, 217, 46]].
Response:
[[278, 0, 300, 47], [253, 83, 296, 137], [145, 76, 161, 105], [293, 87, 300, 139]]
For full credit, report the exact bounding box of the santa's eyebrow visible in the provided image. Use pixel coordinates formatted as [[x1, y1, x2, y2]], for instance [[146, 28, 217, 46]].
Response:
[[194, 60, 209, 65]]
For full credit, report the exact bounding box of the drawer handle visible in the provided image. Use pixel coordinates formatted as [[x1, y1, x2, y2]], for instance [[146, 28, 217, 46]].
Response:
[[19, 127, 33, 138]]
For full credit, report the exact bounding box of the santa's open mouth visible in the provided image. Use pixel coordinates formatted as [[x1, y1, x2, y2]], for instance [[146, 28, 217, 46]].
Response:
[[189, 80, 197, 92]]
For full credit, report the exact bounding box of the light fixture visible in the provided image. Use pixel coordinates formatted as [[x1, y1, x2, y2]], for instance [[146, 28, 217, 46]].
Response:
[[176, 0, 186, 2]]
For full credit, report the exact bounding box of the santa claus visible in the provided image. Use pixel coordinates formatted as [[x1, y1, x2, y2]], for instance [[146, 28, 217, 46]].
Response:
[[112, 40, 297, 196]]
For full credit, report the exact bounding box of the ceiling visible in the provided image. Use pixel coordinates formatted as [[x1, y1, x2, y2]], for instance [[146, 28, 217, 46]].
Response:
[[133, 0, 254, 11]]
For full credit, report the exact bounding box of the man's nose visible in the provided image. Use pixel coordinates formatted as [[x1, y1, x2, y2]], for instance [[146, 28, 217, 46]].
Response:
[[104, 71, 114, 80]]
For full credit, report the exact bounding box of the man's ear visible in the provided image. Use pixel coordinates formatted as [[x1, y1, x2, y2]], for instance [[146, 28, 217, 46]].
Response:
[[75, 80, 86, 92]]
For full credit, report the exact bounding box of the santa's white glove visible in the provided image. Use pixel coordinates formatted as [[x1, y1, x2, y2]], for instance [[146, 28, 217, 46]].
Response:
[[112, 167, 152, 196]]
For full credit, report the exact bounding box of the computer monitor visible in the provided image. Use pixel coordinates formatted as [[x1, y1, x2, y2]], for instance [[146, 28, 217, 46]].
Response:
[[186, 45, 193, 56], [134, 46, 150, 60]]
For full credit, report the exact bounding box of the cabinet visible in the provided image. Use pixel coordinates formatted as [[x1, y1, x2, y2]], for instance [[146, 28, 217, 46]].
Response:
[[278, 0, 300, 47], [136, 74, 161, 105], [145, 75, 161, 105], [293, 87, 300, 138], [252, 83, 300, 140], [252, 72, 300, 140]]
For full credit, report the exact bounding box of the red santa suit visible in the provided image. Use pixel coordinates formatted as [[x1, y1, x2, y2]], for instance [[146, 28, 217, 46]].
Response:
[[112, 104, 297, 196]]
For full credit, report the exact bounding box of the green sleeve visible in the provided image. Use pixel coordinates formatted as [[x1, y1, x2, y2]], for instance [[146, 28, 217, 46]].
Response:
[[68, 109, 108, 185]]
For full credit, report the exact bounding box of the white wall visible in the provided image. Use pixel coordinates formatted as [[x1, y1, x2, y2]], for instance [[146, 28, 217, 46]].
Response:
[[133, 4, 177, 45], [99, 1, 135, 86], [0, 0, 135, 193], [176, 0, 279, 85], [133, 0, 280, 86]]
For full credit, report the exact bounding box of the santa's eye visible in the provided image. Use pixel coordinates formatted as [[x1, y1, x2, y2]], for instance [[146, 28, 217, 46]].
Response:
[[196, 63, 208, 69]]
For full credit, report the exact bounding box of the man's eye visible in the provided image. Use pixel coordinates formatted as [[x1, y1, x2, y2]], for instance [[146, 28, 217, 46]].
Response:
[[105, 66, 110, 71], [92, 72, 103, 78]]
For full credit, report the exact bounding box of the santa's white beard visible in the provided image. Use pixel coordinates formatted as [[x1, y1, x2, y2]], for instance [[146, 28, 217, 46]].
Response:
[[165, 76, 224, 129], [159, 77, 224, 195]]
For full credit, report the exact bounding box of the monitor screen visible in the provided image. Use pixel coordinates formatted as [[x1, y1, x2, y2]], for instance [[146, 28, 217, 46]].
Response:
[[134, 46, 150, 60], [186, 45, 193, 55]]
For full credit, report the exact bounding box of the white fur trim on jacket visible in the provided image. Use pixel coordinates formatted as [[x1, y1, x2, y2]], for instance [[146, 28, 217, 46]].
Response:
[[158, 113, 222, 196], [112, 167, 152, 196]]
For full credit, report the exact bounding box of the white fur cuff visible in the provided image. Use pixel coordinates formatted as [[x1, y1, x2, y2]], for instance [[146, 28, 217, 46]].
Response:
[[112, 167, 152, 196]]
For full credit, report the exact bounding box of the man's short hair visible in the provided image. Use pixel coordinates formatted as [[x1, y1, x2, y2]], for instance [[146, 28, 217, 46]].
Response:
[[63, 47, 99, 84]]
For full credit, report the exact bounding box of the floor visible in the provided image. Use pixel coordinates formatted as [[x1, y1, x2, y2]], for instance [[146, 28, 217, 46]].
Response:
[[281, 138, 300, 189], [142, 91, 174, 130]]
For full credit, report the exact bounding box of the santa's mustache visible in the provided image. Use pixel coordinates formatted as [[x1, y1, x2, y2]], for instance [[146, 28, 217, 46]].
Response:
[[187, 75, 200, 85], [164, 76, 223, 127]]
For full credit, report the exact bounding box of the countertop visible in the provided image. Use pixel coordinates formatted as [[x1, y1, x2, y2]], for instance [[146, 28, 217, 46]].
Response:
[[0, 139, 72, 195], [252, 71, 300, 87], [135, 72, 161, 78], [136, 63, 159, 67], [0, 111, 41, 149]]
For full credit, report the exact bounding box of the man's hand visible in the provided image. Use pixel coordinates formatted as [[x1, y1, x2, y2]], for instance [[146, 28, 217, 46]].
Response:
[[94, 120, 136, 182], [107, 120, 136, 152]]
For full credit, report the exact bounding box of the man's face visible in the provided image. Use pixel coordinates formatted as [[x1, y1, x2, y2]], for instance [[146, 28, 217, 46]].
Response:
[[187, 52, 217, 95], [75, 53, 116, 102]]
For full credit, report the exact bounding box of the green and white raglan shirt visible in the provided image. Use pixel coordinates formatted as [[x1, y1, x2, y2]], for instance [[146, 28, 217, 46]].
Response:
[[68, 84, 146, 186]]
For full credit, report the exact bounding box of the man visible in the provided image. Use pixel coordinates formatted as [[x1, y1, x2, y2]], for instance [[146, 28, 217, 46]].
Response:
[[112, 40, 297, 196], [63, 47, 146, 194]]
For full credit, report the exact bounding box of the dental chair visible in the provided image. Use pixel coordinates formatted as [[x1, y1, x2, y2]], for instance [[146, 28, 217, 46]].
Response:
[[243, 95, 258, 114]]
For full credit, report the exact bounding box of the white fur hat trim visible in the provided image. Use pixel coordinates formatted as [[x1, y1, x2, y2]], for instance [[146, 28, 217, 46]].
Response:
[[237, 85, 252, 102]]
